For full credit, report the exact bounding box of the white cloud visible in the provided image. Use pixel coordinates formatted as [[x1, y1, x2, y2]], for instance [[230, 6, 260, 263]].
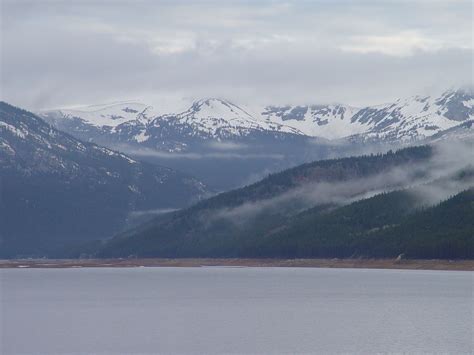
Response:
[[1, 0, 472, 109]]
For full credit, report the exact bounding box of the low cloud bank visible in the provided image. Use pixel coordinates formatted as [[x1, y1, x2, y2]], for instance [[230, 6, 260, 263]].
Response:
[[117, 145, 284, 160], [213, 141, 473, 224], [129, 208, 179, 218]]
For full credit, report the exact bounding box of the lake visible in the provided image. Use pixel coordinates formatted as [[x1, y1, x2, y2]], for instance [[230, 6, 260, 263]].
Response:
[[1, 267, 472, 354]]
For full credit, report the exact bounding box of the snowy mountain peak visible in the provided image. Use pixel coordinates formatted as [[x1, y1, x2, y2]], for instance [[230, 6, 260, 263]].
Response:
[[184, 98, 256, 121], [39, 88, 474, 149], [260, 103, 363, 139], [152, 97, 303, 138], [434, 88, 474, 122], [41, 101, 157, 128], [347, 89, 474, 142]]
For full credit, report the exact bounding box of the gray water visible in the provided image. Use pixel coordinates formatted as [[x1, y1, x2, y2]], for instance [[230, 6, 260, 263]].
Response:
[[1, 267, 472, 354]]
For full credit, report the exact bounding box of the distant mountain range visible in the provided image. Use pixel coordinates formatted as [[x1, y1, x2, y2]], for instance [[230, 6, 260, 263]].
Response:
[[39, 88, 474, 189], [0, 102, 209, 257], [40, 88, 473, 143], [2, 99, 472, 259]]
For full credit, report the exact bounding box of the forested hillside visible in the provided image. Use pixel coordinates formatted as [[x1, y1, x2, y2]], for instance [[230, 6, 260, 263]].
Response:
[[97, 145, 473, 259], [0, 102, 209, 258]]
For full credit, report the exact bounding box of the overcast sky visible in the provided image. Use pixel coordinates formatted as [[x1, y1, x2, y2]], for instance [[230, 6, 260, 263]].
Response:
[[1, 0, 472, 110]]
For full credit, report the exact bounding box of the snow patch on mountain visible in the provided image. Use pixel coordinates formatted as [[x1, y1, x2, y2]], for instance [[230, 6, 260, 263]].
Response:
[[49, 102, 155, 128], [0, 121, 27, 138], [166, 98, 303, 137], [260, 104, 365, 139], [352, 90, 474, 141]]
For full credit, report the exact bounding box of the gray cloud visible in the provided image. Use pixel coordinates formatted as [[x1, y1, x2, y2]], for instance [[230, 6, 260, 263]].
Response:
[[129, 208, 179, 218], [1, 0, 472, 109], [206, 141, 247, 151], [120, 146, 284, 160]]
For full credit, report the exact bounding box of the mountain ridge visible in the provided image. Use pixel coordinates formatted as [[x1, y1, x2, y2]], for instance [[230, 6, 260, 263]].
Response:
[[96, 144, 474, 259], [38, 88, 473, 190], [0, 101, 210, 257], [40, 88, 474, 146]]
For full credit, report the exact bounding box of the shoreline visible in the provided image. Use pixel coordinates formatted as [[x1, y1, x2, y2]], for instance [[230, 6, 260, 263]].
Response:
[[0, 258, 473, 271]]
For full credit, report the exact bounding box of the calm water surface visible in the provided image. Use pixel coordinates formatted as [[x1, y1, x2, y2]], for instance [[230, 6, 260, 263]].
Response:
[[1, 267, 472, 354]]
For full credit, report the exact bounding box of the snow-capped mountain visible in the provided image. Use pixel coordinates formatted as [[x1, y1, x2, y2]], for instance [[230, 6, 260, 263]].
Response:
[[41, 98, 304, 150], [427, 119, 474, 143], [0, 101, 209, 257], [170, 98, 303, 137], [39, 88, 473, 189], [259, 89, 474, 142], [348, 89, 474, 142], [259, 104, 364, 139], [41, 88, 473, 145]]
